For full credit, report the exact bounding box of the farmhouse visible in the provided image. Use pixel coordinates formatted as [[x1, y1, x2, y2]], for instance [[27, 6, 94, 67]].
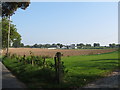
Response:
[[48, 47, 57, 49], [69, 44, 75, 49], [47, 45, 60, 49], [61, 46, 67, 49]]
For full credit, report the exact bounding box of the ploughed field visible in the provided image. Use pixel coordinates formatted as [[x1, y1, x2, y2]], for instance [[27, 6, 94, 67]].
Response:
[[3, 48, 117, 57]]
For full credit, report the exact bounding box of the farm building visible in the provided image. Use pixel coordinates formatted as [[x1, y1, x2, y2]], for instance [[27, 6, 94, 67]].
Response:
[[48, 47, 57, 49]]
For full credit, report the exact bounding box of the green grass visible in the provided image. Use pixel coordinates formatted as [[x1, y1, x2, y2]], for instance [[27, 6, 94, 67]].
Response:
[[47, 51, 119, 87], [2, 50, 119, 88], [61, 51, 119, 87]]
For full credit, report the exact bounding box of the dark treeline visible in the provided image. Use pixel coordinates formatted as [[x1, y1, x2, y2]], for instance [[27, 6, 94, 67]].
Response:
[[12, 43, 120, 49]]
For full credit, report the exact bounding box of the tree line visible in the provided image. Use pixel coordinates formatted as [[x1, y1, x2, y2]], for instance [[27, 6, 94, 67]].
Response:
[[18, 43, 120, 49]]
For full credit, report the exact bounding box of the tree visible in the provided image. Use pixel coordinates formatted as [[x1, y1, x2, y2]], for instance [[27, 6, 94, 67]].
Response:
[[116, 44, 120, 48], [109, 43, 116, 48], [1, 2, 30, 17], [93, 43, 100, 47], [57, 43, 63, 48], [12, 39, 21, 48], [66, 45, 69, 49], [59, 44, 63, 48], [86, 44, 91, 47], [45, 44, 51, 48], [25, 45, 31, 48], [20, 43, 24, 47], [1, 18, 21, 48], [38, 44, 43, 48], [33, 44, 38, 48], [57, 43, 61, 48], [51, 43, 57, 47], [0, 19, 2, 49], [109, 44, 112, 48], [77, 43, 84, 48], [1, 1, 30, 55], [56, 43, 63, 48]]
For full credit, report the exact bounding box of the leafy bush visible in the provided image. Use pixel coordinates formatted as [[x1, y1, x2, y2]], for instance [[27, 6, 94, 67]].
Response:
[[2, 52, 67, 88]]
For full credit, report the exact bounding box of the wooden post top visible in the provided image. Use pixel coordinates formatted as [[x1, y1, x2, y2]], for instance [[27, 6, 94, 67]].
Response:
[[55, 52, 62, 57]]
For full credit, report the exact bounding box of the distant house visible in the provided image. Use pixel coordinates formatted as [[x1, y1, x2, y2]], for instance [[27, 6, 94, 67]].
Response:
[[47, 44, 76, 49], [47, 44, 63, 49], [75, 46, 77, 49], [56, 45, 60, 49], [61, 46, 67, 49], [60, 44, 76, 49], [69, 44, 75, 49], [48, 47, 57, 49]]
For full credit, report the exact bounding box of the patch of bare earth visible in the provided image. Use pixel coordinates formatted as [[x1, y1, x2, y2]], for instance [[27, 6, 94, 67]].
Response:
[[2, 48, 117, 57]]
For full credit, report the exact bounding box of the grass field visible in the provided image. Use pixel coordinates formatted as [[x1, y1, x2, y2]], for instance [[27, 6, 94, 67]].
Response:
[[62, 51, 119, 87], [2, 50, 119, 88]]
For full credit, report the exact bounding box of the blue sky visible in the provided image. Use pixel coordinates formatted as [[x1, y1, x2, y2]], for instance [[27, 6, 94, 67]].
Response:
[[11, 2, 118, 46]]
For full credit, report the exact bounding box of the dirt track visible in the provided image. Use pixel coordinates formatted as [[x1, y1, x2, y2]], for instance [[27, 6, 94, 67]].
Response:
[[1, 61, 26, 88], [84, 70, 120, 88], [3, 48, 117, 57]]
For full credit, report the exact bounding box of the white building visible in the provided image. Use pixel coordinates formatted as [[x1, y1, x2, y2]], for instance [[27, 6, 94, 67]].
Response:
[[48, 47, 57, 49], [69, 44, 75, 49], [61, 46, 67, 49]]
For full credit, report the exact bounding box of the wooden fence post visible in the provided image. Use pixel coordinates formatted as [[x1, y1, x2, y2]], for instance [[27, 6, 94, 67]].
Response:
[[43, 57, 46, 68], [31, 56, 34, 66], [54, 52, 62, 84], [54, 56, 58, 82], [23, 55, 26, 64]]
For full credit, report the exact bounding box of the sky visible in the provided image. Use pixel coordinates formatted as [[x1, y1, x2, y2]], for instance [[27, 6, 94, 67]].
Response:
[[11, 2, 118, 46]]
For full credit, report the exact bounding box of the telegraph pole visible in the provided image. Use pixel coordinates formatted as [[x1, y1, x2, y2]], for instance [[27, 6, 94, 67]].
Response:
[[7, 16, 10, 56]]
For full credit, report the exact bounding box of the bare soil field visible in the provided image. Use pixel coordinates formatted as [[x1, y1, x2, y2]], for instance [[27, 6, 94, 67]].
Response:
[[2, 48, 117, 57]]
